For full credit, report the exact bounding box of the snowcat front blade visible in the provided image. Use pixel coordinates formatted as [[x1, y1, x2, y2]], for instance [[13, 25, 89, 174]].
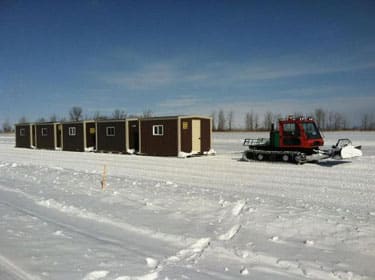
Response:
[[325, 138, 363, 160], [339, 145, 362, 159]]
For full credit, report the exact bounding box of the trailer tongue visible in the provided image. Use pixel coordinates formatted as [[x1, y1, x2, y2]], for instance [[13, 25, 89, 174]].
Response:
[[242, 117, 362, 164]]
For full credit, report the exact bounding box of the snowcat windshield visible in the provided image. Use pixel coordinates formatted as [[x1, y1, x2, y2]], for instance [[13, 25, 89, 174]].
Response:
[[302, 122, 321, 139]]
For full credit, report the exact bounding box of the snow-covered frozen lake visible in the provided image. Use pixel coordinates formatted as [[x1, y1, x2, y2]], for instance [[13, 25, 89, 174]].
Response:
[[0, 132, 374, 280]]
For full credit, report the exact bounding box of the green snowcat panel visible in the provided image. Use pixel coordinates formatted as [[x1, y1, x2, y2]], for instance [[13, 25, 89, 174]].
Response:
[[271, 131, 279, 147]]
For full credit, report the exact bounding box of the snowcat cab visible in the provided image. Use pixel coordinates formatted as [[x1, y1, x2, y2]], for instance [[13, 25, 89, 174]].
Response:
[[276, 117, 324, 152]]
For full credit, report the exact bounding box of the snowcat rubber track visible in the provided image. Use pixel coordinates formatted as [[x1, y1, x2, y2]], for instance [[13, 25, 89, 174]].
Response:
[[243, 149, 307, 164]]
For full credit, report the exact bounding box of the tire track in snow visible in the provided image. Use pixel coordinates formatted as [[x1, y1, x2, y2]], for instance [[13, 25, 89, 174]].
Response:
[[0, 183, 215, 279], [0, 199, 125, 248], [0, 184, 192, 249], [0, 186, 205, 279], [0, 254, 41, 280]]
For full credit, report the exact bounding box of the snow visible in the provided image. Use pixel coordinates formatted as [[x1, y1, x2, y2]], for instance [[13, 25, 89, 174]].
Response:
[[83, 271, 109, 280], [0, 131, 375, 279]]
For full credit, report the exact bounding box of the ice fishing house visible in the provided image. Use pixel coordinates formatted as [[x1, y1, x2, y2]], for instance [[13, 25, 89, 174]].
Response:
[[35, 122, 62, 150], [61, 121, 96, 152], [96, 118, 139, 153], [15, 123, 36, 148]]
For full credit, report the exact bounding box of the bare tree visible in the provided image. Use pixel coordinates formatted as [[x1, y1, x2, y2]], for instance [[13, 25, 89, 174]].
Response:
[[210, 111, 217, 131], [327, 111, 335, 130], [19, 116, 28, 123], [314, 108, 326, 130], [69, 106, 83, 121], [293, 112, 304, 118], [254, 113, 259, 130], [333, 112, 344, 130], [112, 109, 127, 120], [227, 111, 234, 131], [217, 109, 226, 131], [361, 113, 370, 130], [245, 112, 252, 131], [142, 110, 153, 118], [50, 114, 58, 122], [37, 117, 46, 123], [245, 111, 255, 131], [263, 111, 273, 130], [274, 113, 282, 123], [2, 120, 12, 133], [93, 111, 108, 121]]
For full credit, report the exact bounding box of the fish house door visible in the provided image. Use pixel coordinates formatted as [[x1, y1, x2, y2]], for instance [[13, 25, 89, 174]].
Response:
[[192, 119, 201, 152]]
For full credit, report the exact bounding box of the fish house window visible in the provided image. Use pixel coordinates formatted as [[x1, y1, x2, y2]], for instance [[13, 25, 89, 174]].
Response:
[[20, 128, 25, 136], [153, 125, 164, 136], [41, 128, 48, 136], [106, 127, 115, 136], [69, 127, 76, 136]]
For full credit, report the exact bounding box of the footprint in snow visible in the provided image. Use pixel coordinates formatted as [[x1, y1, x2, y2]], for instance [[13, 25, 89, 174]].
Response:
[[232, 200, 247, 216], [218, 224, 241, 241], [240, 267, 249, 275], [145, 257, 159, 269], [270, 236, 279, 242], [304, 240, 315, 246]]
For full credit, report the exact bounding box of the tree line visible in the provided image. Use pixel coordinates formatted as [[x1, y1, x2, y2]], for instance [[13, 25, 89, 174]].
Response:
[[210, 108, 375, 131], [1, 106, 375, 133], [0, 106, 153, 133]]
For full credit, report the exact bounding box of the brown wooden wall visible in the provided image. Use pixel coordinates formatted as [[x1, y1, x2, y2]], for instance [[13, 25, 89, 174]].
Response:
[[62, 123, 84, 152], [97, 121, 126, 153], [15, 125, 31, 148], [140, 119, 178, 156], [36, 124, 55, 149], [200, 118, 211, 152]]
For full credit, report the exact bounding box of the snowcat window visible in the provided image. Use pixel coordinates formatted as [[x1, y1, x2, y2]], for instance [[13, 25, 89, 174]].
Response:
[[283, 123, 298, 136], [302, 122, 320, 139]]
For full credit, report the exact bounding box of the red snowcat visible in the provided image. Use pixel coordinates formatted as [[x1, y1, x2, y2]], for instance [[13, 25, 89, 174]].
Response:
[[242, 116, 362, 164]]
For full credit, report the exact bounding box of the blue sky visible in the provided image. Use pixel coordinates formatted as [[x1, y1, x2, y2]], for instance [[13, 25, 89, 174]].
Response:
[[1, 0, 374, 127]]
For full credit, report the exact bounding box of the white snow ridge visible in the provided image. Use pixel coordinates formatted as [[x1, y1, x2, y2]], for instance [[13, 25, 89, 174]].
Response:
[[232, 200, 247, 216], [218, 224, 241, 241], [82, 270, 109, 280]]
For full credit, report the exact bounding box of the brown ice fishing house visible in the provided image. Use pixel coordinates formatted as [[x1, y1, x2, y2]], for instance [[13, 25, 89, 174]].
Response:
[[35, 122, 62, 150], [96, 119, 139, 153], [139, 116, 212, 156], [61, 121, 96, 152], [15, 123, 36, 148]]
